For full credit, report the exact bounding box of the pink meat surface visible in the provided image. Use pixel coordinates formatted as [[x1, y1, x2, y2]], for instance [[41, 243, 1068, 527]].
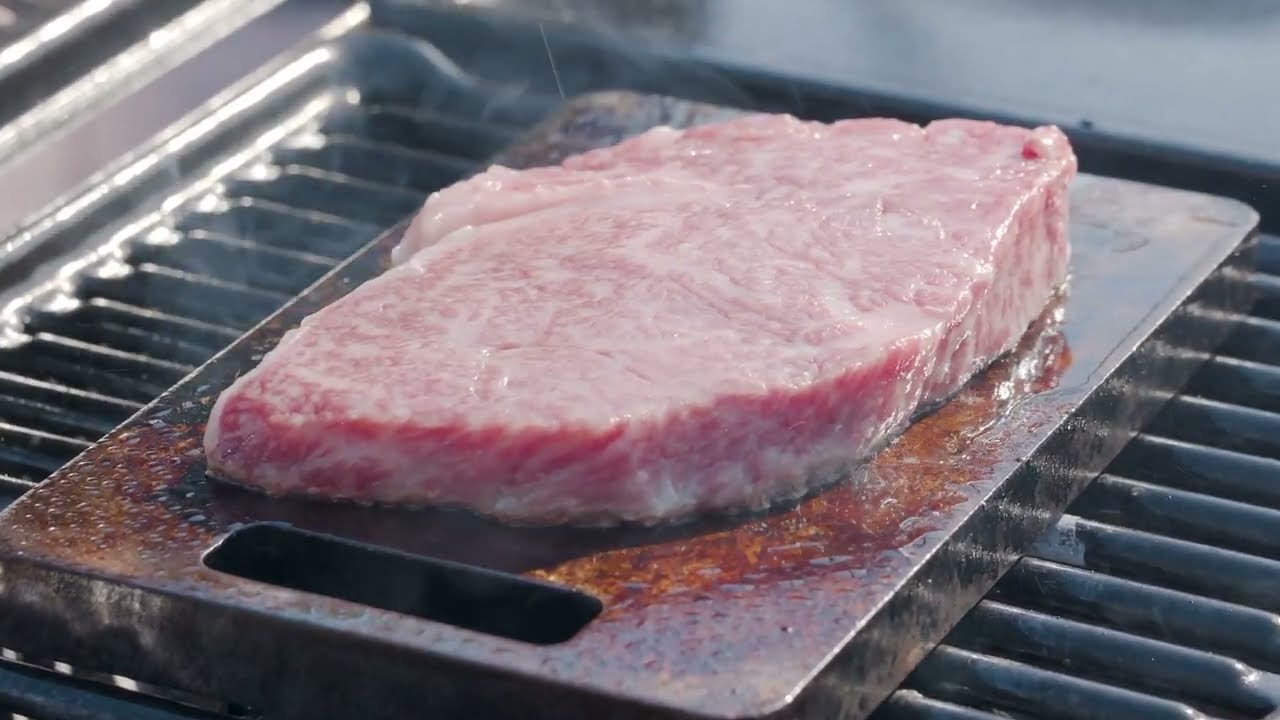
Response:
[[204, 114, 1076, 526]]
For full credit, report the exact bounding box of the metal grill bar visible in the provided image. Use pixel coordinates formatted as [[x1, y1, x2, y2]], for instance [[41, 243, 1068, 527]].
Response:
[[1111, 434, 1280, 509], [1072, 475, 1280, 559], [871, 247, 1280, 719], [1032, 514, 1280, 611], [1220, 315, 1280, 362], [0, 423, 88, 482], [176, 202, 381, 261], [1186, 356, 1280, 414], [874, 692, 1006, 720], [223, 167, 425, 227], [992, 559, 1280, 673], [1148, 395, 1280, 460], [903, 645, 1228, 720], [0, 655, 235, 720], [0, 1, 157, 85], [948, 601, 1280, 718], [319, 104, 517, 159]]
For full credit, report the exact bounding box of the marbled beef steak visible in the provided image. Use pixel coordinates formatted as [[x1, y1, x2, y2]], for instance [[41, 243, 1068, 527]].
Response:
[[204, 114, 1076, 526]]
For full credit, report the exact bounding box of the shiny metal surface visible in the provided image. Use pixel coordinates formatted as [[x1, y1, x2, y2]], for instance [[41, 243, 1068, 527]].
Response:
[[0, 0, 347, 242], [0, 0, 272, 162], [0, 1, 140, 84]]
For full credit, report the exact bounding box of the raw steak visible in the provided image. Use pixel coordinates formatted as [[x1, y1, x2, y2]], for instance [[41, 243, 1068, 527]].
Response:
[[204, 114, 1076, 526]]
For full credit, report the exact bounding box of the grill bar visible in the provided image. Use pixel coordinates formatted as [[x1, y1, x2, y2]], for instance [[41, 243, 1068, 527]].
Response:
[[127, 232, 336, 298], [1111, 434, 1280, 510], [1185, 355, 1280, 415], [0, 341, 174, 404], [902, 645, 1228, 720], [1032, 514, 1280, 611], [1219, 315, 1280, 362], [874, 693, 1005, 720], [77, 266, 287, 334], [0, 422, 89, 482], [319, 104, 517, 160], [873, 242, 1280, 719], [991, 559, 1280, 673], [1072, 474, 1280, 560], [176, 201, 381, 255], [224, 166, 425, 227], [27, 304, 229, 369], [0, 655, 235, 720], [1148, 395, 1280, 460], [948, 601, 1279, 718], [0, 474, 35, 498], [273, 134, 476, 193]]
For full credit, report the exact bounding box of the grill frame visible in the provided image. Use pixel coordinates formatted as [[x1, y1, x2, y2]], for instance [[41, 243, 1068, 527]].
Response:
[[0, 0, 146, 86], [0, 0, 288, 172]]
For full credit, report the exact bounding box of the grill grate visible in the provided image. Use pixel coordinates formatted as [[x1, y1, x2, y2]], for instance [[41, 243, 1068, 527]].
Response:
[[0, 1, 77, 48], [0, 8, 1278, 720], [0, 0, 214, 140], [0, 96, 527, 488], [0, 647, 245, 720], [872, 239, 1280, 720]]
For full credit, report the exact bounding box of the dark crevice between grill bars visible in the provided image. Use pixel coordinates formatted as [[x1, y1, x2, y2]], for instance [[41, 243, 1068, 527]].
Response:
[[203, 523, 603, 646]]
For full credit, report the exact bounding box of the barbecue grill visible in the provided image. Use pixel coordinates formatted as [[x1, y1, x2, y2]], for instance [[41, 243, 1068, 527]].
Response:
[[1, 1, 1280, 719]]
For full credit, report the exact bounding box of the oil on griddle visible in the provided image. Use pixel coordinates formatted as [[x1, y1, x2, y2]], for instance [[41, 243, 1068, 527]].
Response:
[[0, 92, 1258, 720]]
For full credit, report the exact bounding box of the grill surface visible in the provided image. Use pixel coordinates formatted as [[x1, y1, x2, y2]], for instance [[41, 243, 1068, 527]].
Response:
[[866, 241, 1280, 720], [0, 0, 222, 152], [0, 4, 1277, 720], [0, 1, 139, 82]]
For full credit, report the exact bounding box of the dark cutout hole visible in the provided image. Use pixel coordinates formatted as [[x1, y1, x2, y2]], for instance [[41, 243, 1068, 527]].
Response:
[[203, 522, 602, 645]]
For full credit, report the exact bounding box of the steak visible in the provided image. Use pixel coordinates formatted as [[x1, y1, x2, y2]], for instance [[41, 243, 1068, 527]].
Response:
[[204, 114, 1077, 526]]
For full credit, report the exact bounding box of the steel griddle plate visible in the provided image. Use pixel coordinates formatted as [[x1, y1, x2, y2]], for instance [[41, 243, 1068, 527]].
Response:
[[0, 93, 1261, 720]]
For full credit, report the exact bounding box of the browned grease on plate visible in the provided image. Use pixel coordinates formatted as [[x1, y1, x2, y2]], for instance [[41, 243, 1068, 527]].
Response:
[[530, 296, 1071, 605]]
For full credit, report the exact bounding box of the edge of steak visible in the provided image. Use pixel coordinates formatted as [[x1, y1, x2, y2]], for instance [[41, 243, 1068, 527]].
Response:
[[203, 115, 1076, 527]]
